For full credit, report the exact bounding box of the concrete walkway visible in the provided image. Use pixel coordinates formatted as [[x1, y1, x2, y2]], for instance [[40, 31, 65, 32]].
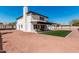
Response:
[[63, 29, 79, 52], [65, 29, 79, 39]]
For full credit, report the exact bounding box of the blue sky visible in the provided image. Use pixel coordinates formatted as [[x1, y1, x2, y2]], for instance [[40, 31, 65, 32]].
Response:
[[0, 6, 79, 24], [0, 6, 23, 23]]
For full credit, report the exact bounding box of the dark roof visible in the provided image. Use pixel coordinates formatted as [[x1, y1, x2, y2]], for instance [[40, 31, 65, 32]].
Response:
[[16, 16, 23, 20], [37, 22, 52, 25], [16, 11, 48, 20], [27, 11, 48, 18]]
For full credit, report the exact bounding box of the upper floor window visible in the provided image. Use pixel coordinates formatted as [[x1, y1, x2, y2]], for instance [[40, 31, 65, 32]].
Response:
[[32, 14, 39, 20], [40, 16, 44, 21]]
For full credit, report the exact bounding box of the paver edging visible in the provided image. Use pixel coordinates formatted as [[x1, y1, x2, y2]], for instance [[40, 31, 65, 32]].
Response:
[[65, 31, 72, 38]]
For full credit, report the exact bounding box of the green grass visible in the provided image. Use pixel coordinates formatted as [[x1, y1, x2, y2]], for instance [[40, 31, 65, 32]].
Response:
[[41, 30, 71, 37]]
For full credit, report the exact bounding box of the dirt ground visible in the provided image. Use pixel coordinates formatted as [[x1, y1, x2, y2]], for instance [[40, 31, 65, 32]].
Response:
[[0, 29, 79, 53]]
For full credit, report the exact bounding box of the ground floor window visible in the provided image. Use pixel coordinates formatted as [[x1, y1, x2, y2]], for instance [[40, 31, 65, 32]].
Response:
[[33, 24, 47, 31], [34, 25, 38, 29]]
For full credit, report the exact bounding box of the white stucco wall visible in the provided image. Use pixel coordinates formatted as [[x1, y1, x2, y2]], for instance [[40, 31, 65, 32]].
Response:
[[16, 18, 25, 31], [24, 14, 32, 32], [16, 14, 33, 32]]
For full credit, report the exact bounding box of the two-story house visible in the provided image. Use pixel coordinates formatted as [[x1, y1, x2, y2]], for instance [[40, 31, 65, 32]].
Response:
[[16, 7, 54, 33]]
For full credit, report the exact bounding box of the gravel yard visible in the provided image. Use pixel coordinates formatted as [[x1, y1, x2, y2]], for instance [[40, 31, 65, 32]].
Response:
[[0, 29, 79, 53]]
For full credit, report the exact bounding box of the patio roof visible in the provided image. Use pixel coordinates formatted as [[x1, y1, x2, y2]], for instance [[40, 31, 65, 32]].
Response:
[[37, 22, 54, 25], [31, 21, 58, 25]]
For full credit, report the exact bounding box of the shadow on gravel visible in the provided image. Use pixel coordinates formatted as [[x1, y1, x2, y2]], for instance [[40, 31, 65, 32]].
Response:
[[2, 32, 13, 35], [0, 33, 6, 53]]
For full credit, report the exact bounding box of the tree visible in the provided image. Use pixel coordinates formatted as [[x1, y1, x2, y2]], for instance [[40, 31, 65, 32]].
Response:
[[70, 19, 79, 26], [0, 22, 3, 25], [8, 22, 16, 29]]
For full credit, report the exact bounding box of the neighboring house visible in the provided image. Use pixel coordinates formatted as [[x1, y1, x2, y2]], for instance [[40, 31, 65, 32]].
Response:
[[16, 7, 57, 33]]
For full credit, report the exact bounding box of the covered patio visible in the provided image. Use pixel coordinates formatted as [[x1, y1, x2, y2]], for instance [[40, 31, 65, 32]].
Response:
[[31, 21, 57, 32]]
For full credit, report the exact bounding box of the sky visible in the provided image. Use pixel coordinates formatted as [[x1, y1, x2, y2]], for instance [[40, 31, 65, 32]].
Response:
[[0, 6, 79, 24], [0, 6, 23, 23]]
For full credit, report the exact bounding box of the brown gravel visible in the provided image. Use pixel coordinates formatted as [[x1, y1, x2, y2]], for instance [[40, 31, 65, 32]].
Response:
[[0, 29, 79, 53]]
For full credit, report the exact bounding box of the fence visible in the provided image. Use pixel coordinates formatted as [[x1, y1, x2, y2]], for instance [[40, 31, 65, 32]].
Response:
[[0, 25, 16, 30], [48, 25, 79, 30]]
